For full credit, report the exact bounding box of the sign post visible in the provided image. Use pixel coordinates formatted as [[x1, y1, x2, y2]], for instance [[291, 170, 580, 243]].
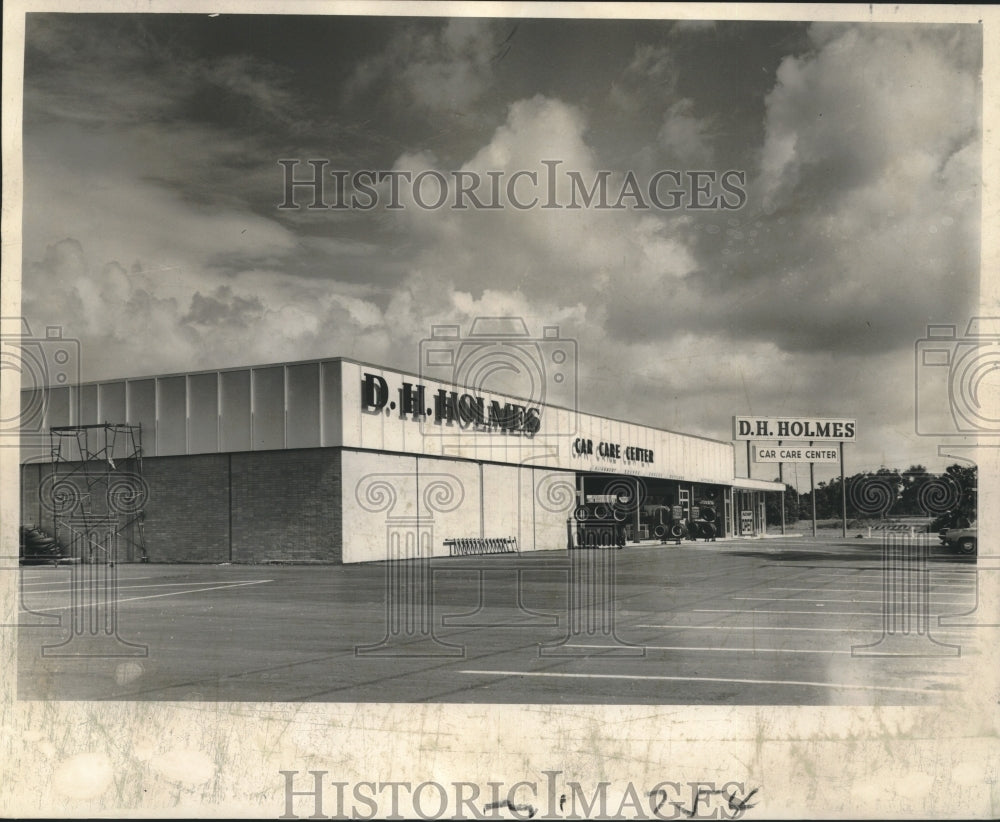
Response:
[[840, 442, 848, 538], [809, 442, 817, 537], [778, 441, 785, 536]]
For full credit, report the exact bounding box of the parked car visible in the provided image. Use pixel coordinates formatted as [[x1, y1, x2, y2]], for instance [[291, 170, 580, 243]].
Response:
[[939, 522, 977, 555]]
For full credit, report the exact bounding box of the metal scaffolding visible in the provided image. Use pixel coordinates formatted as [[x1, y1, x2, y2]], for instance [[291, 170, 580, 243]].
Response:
[[46, 422, 148, 564]]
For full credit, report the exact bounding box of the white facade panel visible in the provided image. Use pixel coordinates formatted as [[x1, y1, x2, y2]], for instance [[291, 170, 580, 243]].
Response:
[[417, 457, 481, 558], [482, 463, 520, 543], [340, 450, 419, 564], [517, 464, 536, 550], [339, 359, 735, 484], [533, 469, 575, 551]]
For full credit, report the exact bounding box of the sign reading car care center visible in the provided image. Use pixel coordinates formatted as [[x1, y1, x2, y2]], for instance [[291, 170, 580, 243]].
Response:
[[732, 416, 856, 441], [753, 445, 839, 463]]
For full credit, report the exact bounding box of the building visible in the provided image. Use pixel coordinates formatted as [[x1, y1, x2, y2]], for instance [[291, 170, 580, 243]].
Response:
[[18, 354, 783, 563]]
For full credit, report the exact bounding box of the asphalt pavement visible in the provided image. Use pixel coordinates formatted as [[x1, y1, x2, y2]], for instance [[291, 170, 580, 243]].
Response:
[[15, 536, 986, 705]]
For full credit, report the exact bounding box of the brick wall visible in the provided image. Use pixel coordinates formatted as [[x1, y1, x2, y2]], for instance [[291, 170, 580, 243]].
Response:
[[231, 449, 341, 563], [143, 455, 230, 563], [19, 448, 343, 563]]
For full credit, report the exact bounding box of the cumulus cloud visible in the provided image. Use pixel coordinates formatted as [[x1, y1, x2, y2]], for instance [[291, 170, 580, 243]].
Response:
[[344, 18, 511, 114], [596, 22, 980, 354], [656, 98, 716, 167], [20, 236, 396, 380], [609, 44, 678, 114], [758, 25, 979, 209]]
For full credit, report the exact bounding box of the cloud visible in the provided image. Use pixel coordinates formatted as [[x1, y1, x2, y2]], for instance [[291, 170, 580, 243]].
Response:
[[609, 44, 678, 114], [758, 24, 979, 209], [21, 237, 394, 380], [16, 16, 981, 478], [656, 98, 716, 167], [596, 23, 981, 355], [344, 18, 511, 114], [380, 95, 700, 321]]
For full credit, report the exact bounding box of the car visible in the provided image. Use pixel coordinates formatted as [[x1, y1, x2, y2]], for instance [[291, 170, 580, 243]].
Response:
[[939, 522, 977, 555]]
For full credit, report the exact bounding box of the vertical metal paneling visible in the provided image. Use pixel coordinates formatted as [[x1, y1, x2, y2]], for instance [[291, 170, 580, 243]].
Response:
[[79, 384, 98, 426], [286, 362, 321, 449], [321, 361, 342, 448], [251, 366, 285, 450], [220, 370, 251, 453], [188, 372, 220, 454], [98, 382, 126, 424], [45, 386, 70, 428], [156, 376, 186, 455], [127, 379, 157, 457]]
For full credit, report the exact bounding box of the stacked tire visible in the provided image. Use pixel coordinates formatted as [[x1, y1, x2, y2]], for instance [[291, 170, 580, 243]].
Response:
[[19, 526, 64, 565], [690, 507, 718, 542]]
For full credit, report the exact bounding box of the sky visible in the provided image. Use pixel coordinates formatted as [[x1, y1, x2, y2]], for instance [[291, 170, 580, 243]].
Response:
[[15, 10, 985, 488]]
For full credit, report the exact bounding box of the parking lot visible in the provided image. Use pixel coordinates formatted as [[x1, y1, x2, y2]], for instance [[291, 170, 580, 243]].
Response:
[[15, 536, 986, 705]]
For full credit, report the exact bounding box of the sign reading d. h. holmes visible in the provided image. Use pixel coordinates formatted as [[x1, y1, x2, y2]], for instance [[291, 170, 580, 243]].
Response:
[[362, 372, 541, 435]]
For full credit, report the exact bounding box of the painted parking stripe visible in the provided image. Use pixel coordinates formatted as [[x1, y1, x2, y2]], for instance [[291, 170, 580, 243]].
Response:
[[24, 580, 273, 612], [25, 580, 270, 595], [567, 643, 857, 655], [459, 669, 946, 695], [637, 624, 973, 635], [773, 568, 973, 578], [18, 576, 158, 588], [693, 607, 982, 621], [732, 595, 971, 605], [762, 583, 975, 592], [690, 608, 982, 624], [692, 607, 887, 617]]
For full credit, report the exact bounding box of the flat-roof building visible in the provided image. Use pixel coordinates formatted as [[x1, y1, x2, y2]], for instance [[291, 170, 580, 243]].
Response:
[[18, 356, 782, 563]]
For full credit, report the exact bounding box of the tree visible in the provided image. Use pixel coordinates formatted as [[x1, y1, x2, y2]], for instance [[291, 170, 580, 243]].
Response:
[[766, 482, 799, 524], [897, 465, 929, 515], [928, 463, 977, 531]]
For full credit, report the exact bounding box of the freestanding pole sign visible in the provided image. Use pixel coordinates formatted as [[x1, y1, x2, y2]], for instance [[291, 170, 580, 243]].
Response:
[[736, 416, 855, 539]]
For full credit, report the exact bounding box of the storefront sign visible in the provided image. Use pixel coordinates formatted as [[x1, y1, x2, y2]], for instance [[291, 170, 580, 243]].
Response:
[[732, 416, 856, 441], [571, 437, 654, 464], [740, 510, 754, 535], [753, 445, 840, 463], [361, 372, 541, 435]]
